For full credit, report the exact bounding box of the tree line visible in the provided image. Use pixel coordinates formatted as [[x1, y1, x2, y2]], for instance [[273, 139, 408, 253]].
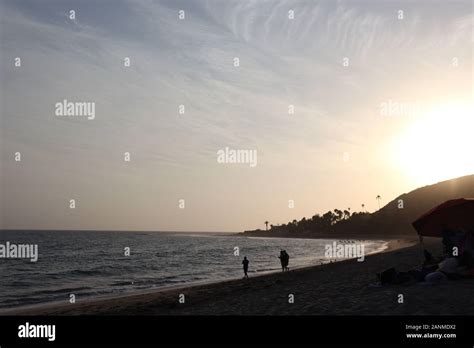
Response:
[[258, 208, 372, 235]]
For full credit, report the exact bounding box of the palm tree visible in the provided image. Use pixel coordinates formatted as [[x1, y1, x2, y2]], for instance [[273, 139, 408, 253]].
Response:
[[264, 221, 269, 231], [361, 203, 365, 211], [343, 210, 351, 220], [333, 209, 343, 223], [376, 195, 381, 210]]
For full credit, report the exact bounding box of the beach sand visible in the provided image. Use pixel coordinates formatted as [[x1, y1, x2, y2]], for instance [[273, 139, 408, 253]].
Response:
[[4, 238, 474, 316]]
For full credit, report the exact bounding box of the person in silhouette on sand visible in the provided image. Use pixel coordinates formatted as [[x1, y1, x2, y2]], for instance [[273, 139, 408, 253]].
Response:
[[283, 250, 290, 271], [279, 250, 290, 272], [242, 256, 249, 279]]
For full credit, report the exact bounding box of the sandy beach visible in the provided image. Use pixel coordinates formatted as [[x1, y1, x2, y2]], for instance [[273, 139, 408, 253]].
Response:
[[4, 237, 473, 316]]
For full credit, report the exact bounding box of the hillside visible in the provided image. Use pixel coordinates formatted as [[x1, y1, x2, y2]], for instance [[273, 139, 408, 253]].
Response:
[[242, 174, 474, 238]]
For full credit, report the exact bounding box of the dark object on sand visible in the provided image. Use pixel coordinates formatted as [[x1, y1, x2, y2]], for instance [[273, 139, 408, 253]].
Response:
[[379, 268, 397, 285], [377, 268, 416, 285], [412, 198, 474, 237]]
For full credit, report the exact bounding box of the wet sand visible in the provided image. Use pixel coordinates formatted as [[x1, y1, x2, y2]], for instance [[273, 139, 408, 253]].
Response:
[[4, 238, 474, 316]]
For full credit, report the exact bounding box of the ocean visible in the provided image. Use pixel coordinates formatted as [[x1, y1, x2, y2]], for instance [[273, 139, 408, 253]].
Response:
[[0, 230, 387, 310]]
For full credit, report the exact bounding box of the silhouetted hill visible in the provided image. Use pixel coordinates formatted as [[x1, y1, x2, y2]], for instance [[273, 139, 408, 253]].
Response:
[[365, 174, 474, 236], [243, 174, 474, 238]]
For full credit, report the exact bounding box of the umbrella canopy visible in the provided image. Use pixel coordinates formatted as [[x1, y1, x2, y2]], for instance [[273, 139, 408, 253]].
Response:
[[412, 198, 474, 237]]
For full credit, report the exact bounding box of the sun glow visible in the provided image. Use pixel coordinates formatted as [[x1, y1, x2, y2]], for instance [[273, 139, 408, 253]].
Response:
[[394, 101, 474, 186]]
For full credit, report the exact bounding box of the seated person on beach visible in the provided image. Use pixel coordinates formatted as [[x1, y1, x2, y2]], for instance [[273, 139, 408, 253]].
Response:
[[438, 257, 460, 275], [424, 256, 468, 283], [242, 256, 249, 279]]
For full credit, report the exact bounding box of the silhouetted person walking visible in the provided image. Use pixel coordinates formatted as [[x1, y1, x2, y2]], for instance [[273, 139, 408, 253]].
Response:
[[279, 250, 290, 272], [242, 256, 249, 279], [283, 250, 290, 271]]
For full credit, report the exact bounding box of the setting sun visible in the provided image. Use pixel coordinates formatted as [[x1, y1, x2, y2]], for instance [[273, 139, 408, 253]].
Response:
[[394, 101, 474, 186]]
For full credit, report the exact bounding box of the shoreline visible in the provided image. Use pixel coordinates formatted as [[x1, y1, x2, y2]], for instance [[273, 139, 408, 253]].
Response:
[[1, 238, 417, 316]]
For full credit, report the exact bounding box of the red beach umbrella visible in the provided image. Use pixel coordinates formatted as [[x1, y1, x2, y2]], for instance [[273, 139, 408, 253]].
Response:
[[412, 198, 474, 237]]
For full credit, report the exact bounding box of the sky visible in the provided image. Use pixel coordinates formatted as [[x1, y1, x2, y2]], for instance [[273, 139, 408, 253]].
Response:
[[0, 0, 473, 232]]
